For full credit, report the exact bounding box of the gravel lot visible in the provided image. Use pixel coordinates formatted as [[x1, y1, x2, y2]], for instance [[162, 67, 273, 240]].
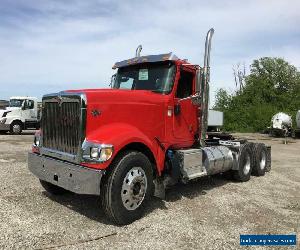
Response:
[[0, 132, 299, 249]]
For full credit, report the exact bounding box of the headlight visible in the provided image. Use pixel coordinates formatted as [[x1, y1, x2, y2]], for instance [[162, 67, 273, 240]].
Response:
[[33, 133, 41, 147], [34, 136, 40, 147], [82, 141, 114, 163], [90, 147, 100, 159], [0, 118, 6, 124], [99, 147, 113, 162], [89, 147, 113, 161]]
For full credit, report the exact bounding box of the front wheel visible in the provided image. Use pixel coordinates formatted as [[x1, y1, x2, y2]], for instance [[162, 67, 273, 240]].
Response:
[[101, 151, 153, 225], [10, 121, 23, 135]]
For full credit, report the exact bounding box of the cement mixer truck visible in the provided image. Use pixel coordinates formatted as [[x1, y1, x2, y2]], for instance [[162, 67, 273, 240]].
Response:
[[270, 112, 293, 137], [28, 28, 272, 225]]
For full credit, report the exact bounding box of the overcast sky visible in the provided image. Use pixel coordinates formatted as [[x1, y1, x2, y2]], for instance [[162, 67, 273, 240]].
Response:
[[0, 0, 300, 103]]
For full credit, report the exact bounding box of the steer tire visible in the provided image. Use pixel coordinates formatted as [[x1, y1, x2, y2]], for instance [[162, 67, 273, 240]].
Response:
[[252, 143, 267, 176], [101, 151, 153, 225], [10, 121, 23, 135], [39, 180, 68, 195], [233, 143, 253, 182]]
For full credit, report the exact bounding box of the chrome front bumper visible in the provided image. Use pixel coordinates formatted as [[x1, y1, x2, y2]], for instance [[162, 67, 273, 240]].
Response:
[[28, 152, 104, 195]]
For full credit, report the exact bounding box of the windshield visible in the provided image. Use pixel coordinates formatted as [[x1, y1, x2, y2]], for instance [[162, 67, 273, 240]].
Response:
[[113, 62, 176, 94], [9, 99, 24, 107]]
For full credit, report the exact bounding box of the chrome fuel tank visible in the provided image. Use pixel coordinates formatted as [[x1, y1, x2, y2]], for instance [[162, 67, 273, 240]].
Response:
[[202, 146, 234, 175]]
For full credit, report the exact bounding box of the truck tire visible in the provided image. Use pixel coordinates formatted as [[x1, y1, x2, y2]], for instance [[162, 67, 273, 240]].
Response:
[[252, 143, 267, 176], [265, 146, 271, 172], [39, 180, 68, 195], [233, 143, 253, 182], [10, 121, 23, 135], [101, 151, 153, 225]]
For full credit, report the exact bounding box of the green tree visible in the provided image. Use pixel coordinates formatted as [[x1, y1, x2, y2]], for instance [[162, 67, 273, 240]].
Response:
[[213, 88, 231, 111], [214, 57, 300, 132]]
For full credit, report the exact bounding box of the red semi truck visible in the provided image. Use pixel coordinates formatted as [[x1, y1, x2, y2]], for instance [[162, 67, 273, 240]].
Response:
[[28, 29, 271, 225]]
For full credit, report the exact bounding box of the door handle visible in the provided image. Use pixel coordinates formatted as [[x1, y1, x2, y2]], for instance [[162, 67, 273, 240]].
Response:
[[174, 104, 181, 116]]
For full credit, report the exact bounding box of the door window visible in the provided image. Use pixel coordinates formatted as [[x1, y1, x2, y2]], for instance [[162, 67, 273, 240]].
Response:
[[176, 71, 193, 98], [25, 100, 34, 109]]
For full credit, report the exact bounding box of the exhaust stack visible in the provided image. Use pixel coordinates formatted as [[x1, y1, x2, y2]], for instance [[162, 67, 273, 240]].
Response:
[[200, 28, 214, 146], [135, 45, 142, 57]]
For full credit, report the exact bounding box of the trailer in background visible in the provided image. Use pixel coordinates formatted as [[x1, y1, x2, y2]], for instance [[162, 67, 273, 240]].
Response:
[[207, 110, 223, 132]]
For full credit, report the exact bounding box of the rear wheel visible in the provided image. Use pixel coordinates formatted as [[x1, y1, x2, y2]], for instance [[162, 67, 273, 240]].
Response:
[[233, 143, 253, 182], [39, 180, 68, 195], [101, 151, 153, 225], [10, 121, 23, 135], [265, 146, 271, 172], [252, 143, 267, 176]]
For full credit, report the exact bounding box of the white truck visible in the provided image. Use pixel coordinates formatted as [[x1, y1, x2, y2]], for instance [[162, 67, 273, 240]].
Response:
[[0, 96, 40, 134], [207, 109, 223, 132]]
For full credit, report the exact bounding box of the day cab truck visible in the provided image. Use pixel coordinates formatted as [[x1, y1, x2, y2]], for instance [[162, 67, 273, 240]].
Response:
[[0, 96, 40, 134], [28, 29, 271, 225]]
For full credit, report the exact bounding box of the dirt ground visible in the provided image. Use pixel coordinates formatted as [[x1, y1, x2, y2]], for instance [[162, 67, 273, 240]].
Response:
[[0, 132, 299, 249]]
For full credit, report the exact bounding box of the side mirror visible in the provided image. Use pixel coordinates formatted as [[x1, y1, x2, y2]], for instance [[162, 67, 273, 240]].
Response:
[[110, 73, 116, 88], [21, 102, 26, 110]]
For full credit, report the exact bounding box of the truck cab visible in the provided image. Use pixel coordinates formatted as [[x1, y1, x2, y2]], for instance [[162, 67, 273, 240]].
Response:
[[0, 96, 40, 134], [111, 55, 199, 151], [28, 29, 271, 225]]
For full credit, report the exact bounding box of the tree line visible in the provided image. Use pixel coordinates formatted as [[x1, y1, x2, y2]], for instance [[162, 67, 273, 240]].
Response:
[[214, 57, 300, 132]]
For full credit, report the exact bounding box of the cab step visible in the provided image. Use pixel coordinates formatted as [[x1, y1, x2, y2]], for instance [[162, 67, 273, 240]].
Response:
[[175, 148, 207, 182]]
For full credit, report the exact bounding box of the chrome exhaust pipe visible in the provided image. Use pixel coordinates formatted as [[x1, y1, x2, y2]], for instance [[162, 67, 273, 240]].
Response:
[[200, 28, 214, 146], [135, 45, 142, 57]]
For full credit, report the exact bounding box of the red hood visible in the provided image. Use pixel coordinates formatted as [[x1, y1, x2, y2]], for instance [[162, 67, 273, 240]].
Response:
[[65, 88, 170, 142]]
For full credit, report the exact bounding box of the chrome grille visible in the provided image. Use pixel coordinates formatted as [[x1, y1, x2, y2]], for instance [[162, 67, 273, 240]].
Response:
[[41, 94, 84, 156]]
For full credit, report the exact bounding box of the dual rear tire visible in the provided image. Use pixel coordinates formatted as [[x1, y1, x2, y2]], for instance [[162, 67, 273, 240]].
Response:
[[252, 143, 268, 176], [232, 143, 269, 181]]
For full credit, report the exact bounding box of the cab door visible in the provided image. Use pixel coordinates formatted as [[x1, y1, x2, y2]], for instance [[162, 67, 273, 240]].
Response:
[[172, 68, 198, 145], [23, 99, 36, 122]]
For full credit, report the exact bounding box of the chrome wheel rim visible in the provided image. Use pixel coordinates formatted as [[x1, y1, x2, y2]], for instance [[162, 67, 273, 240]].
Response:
[[259, 151, 266, 170], [121, 167, 147, 211], [13, 124, 21, 134], [243, 153, 251, 175]]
